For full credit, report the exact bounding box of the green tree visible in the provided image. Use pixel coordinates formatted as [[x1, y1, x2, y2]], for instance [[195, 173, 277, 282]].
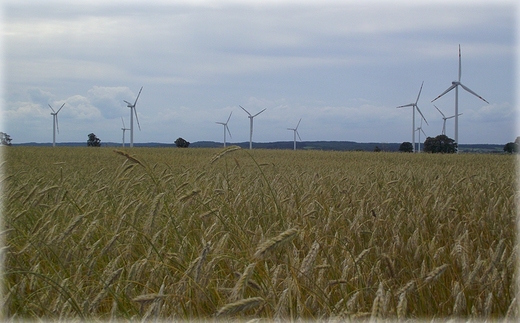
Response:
[[503, 142, 518, 154], [87, 133, 101, 147], [175, 137, 190, 148], [399, 142, 413, 153], [423, 135, 457, 153], [0, 132, 12, 146]]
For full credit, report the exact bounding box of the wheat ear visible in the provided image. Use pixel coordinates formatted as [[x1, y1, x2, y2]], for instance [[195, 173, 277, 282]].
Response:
[[230, 263, 256, 301], [216, 297, 264, 317], [254, 227, 298, 259], [423, 264, 449, 285]]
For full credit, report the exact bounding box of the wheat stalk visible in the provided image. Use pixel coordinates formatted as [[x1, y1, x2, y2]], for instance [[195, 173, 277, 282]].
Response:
[[423, 264, 449, 285], [113, 149, 142, 165], [254, 227, 298, 259], [216, 297, 264, 317], [370, 282, 385, 322], [397, 292, 408, 320], [230, 263, 256, 301], [299, 240, 320, 279], [194, 242, 211, 283], [210, 145, 242, 164]]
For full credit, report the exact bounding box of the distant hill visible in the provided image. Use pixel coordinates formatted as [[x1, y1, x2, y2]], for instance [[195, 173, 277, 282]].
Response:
[[12, 141, 505, 153]]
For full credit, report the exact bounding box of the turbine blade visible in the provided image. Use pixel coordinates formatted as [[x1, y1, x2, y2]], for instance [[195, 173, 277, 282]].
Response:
[[431, 84, 457, 102], [296, 118, 302, 130], [415, 81, 424, 104], [447, 113, 463, 120], [226, 111, 232, 123], [458, 44, 462, 82], [56, 102, 65, 113], [134, 108, 141, 131], [48, 104, 56, 113], [459, 83, 489, 104], [240, 105, 251, 116], [121, 117, 126, 128], [396, 103, 414, 108], [133, 86, 143, 106], [296, 130, 302, 141], [416, 106, 429, 126], [253, 108, 266, 117], [226, 125, 232, 138], [124, 100, 132, 106], [421, 128, 426, 137], [434, 105, 446, 118], [55, 115, 60, 134]]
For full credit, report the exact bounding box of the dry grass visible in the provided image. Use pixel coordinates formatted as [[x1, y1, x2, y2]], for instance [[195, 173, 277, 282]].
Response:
[[2, 146, 517, 321]]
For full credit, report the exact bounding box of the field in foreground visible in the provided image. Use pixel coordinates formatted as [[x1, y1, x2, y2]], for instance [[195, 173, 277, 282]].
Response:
[[2, 147, 518, 321]]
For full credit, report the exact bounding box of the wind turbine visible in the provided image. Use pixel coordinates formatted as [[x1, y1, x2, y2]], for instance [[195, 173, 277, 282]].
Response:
[[396, 81, 429, 153], [240, 105, 266, 149], [216, 111, 232, 148], [434, 105, 462, 136], [121, 117, 130, 147], [48, 103, 65, 147], [415, 118, 427, 153], [123, 86, 143, 148], [287, 118, 302, 150], [431, 45, 488, 151]]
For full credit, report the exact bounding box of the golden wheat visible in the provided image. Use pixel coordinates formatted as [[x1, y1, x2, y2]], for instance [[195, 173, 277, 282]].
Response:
[[3, 147, 515, 320]]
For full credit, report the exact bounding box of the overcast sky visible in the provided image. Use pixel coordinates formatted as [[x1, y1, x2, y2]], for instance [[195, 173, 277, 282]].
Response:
[[2, 0, 518, 145]]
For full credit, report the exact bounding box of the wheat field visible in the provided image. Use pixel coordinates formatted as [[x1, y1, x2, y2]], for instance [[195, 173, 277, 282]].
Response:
[[1, 146, 517, 321]]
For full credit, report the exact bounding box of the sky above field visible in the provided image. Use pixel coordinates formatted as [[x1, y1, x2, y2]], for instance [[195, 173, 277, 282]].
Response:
[[1, 0, 518, 145]]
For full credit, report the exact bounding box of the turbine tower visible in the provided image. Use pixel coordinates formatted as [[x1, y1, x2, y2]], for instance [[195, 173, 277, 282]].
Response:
[[123, 86, 143, 148], [48, 103, 65, 147], [396, 81, 428, 153], [431, 45, 488, 151], [415, 118, 427, 153], [121, 117, 130, 147], [287, 118, 302, 150], [240, 105, 266, 149], [216, 111, 232, 148], [434, 105, 462, 136]]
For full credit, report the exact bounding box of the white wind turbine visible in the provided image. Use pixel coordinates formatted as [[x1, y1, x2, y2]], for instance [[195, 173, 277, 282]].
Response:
[[240, 105, 266, 149], [123, 86, 143, 148], [431, 45, 488, 151], [415, 118, 427, 153], [216, 111, 232, 148], [287, 118, 302, 150], [434, 105, 462, 136], [397, 81, 429, 153], [121, 117, 130, 147], [48, 103, 65, 147]]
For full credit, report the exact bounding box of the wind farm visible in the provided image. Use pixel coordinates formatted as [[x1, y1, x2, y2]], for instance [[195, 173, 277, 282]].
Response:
[[287, 118, 302, 150], [48, 103, 65, 147], [123, 86, 143, 148], [216, 112, 232, 148], [415, 118, 427, 153], [434, 105, 462, 136], [7, 46, 504, 153], [6, 45, 504, 152], [431, 45, 489, 152], [4, 3, 515, 321], [396, 81, 428, 153], [240, 105, 266, 150], [120, 117, 130, 147]]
